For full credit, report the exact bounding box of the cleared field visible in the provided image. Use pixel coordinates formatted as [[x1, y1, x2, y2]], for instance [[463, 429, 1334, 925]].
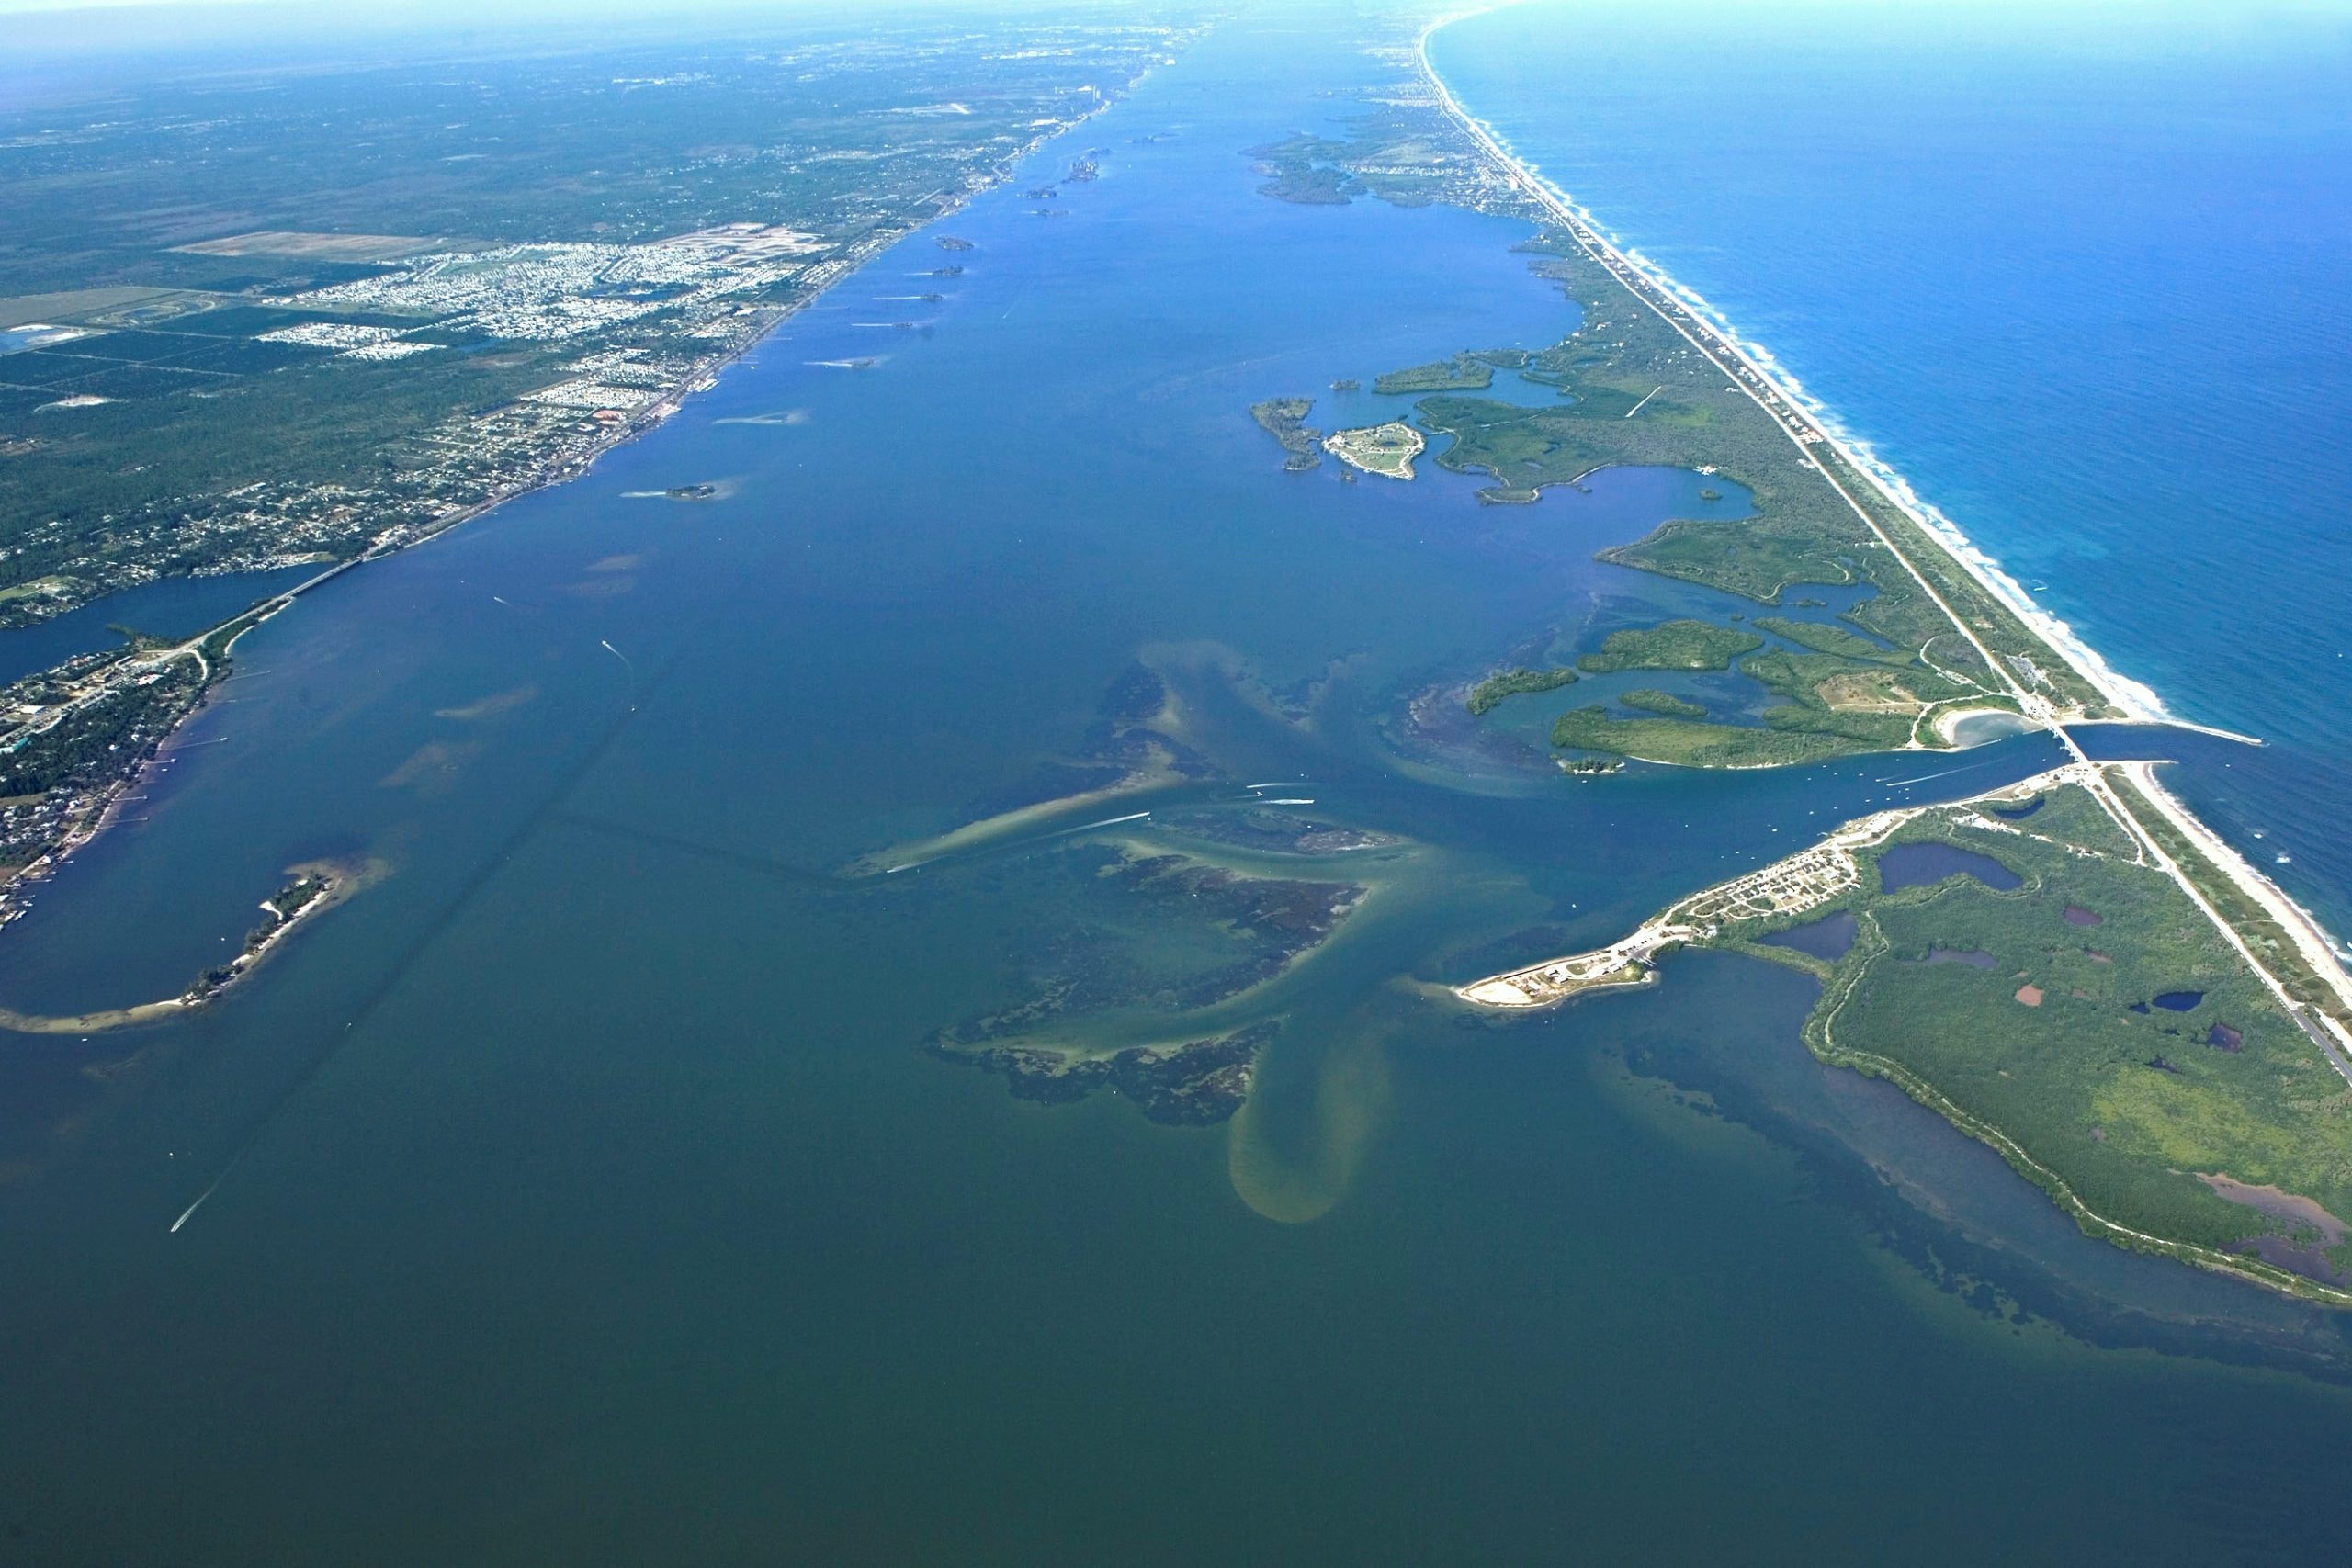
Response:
[[0, 288, 188, 330], [174, 231, 457, 261]]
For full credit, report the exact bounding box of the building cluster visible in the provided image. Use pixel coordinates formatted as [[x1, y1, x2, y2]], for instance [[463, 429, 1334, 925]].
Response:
[[286, 228, 826, 344]]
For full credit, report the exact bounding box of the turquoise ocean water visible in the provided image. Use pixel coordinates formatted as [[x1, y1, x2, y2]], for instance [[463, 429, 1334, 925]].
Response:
[[3, 6, 2352, 1561]]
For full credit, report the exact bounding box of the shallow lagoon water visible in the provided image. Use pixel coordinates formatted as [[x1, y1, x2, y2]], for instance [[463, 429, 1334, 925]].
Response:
[[4, 13, 2352, 1562]]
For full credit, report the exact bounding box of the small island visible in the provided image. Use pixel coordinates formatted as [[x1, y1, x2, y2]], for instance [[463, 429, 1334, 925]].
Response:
[[1577, 619, 1763, 674], [1250, 397, 1324, 471], [941, 1021, 1278, 1125], [1372, 352, 1492, 395], [1465, 666, 1577, 715], [1618, 688, 1707, 719], [0, 858, 373, 1034], [187, 870, 337, 1001], [1322, 422, 1423, 479]]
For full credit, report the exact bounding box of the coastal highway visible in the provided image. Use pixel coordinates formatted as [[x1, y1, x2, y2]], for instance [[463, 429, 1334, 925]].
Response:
[[1417, 14, 2056, 727], [1417, 10, 2352, 1068]]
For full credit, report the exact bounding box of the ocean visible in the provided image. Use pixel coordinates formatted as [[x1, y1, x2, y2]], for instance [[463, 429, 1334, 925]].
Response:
[[1430, 0, 2352, 941], [2, 6, 2351, 1561]]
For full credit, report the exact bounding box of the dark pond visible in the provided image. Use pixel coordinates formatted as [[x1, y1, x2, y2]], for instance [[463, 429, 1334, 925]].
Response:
[[1876, 841, 2023, 894], [1759, 910, 1855, 960]]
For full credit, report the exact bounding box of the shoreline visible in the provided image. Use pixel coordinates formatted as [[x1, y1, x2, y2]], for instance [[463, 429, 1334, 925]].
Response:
[[1416, 6, 2351, 987], [0, 855, 378, 1034], [1415, 10, 2162, 726], [0, 70, 1158, 936]]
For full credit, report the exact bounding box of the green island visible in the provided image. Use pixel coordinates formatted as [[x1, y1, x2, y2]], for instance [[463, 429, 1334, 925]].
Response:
[[0, 857, 370, 1033], [187, 870, 338, 1000], [1617, 689, 1707, 719], [1372, 353, 1494, 395], [1458, 764, 2352, 1301], [1575, 618, 1761, 673], [1548, 705, 1857, 769], [1250, 396, 1324, 471], [1464, 665, 1577, 716]]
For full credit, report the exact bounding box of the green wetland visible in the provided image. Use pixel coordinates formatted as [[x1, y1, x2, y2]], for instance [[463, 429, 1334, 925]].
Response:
[[3, 11, 2352, 1563]]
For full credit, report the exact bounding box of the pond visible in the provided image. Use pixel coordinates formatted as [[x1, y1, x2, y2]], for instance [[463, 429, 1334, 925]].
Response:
[[1876, 841, 2023, 894], [1759, 910, 1855, 960]]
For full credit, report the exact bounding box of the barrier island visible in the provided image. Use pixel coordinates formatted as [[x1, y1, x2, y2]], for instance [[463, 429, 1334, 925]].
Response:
[[1459, 764, 2352, 1300]]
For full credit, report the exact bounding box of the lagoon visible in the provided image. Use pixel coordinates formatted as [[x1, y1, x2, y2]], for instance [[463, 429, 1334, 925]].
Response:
[[3, 10, 2350, 1562]]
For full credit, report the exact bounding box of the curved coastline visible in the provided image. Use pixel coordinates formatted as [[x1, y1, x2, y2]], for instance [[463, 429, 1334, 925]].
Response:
[[1415, 8, 2162, 725], [1415, 11, 2352, 1034]]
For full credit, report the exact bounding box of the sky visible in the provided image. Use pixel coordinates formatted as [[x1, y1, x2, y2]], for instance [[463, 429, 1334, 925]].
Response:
[[9, 0, 2350, 75]]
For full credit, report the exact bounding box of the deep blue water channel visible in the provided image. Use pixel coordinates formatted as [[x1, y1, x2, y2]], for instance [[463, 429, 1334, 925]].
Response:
[[2, 10, 2350, 1562]]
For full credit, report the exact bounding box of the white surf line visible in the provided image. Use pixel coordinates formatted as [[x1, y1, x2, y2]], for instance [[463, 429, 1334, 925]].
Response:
[[1416, 12, 2162, 726], [1421, 12, 2352, 987], [1623, 385, 1664, 418], [1423, 13, 2191, 858], [1260, 798, 1317, 806]]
